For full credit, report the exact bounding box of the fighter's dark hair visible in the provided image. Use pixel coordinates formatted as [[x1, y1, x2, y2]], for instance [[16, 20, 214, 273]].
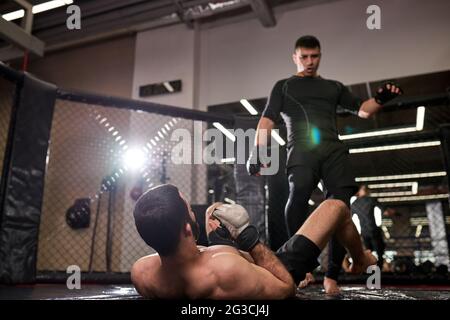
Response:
[[295, 35, 321, 50], [133, 184, 192, 256]]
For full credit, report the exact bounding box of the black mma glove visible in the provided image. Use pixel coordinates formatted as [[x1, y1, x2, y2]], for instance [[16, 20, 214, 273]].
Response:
[[212, 204, 260, 252], [374, 81, 403, 105]]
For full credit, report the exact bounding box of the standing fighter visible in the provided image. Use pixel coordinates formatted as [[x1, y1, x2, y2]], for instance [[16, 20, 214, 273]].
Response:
[[247, 35, 402, 293]]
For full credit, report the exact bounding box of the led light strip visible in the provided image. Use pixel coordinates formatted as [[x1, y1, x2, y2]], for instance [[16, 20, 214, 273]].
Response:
[[368, 181, 417, 189], [163, 82, 174, 93], [368, 182, 418, 197], [349, 140, 440, 154], [221, 158, 236, 163], [2, 0, 73, 21], [415, 225, 423, 238], [240, 99, 258, 115], [224, 198, 236, 204], [371, 191, 416, 197], [377, 193, 449, 202], [271, 130, 286, 146], [213, 122, 236, 142], [339, 106, 425, 140], [356, 171, 447, 182]]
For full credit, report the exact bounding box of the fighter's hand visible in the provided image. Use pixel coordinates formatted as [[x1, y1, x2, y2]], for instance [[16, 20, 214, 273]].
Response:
[[212, 204, 259, 251], [205, 202, 235, 246], [374, 82, 403, 105], [246, 146, 271, 177], [212, 204, 250, 239], [246, 148, 262, 176], [205, 202, 224, 234]]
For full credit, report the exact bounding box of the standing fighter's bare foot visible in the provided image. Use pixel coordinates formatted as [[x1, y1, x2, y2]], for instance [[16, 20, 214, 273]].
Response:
[[350, 249, 378, 274], [298, 272, 315, 289], [323, 277, 340, 295]]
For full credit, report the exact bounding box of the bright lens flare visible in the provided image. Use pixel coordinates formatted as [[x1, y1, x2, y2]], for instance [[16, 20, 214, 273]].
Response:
[[123, 148, 147, 171]]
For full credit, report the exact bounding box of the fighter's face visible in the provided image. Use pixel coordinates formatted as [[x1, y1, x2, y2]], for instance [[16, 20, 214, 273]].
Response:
[[292, 47, 321, 76]]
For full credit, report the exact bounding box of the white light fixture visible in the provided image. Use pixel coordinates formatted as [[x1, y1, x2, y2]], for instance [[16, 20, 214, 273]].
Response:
[[339, 127, 417, 141], [35, 0, 73, 13], [163, 82, 174, 93], [412, 182, 418, 195], [369, 181, 419, 197], [221, 157, 236, 163], [2, 9, 25, 21], [374, 206, 382, 227], [368, 181, 417, 189], [240, 99, 258, 115], [352, 214, 361, 234], [122, 147, 147, 172], [224, 198, 236, 204], [317, 182, 323, 191], [349, 141, 440, 154], [271, 130, 286, 146], [378, 193, 449, 203], [213, 122, 236, 142], [415, 225, 423, 238], [371, 191, 416, 197], [356, 171, 446, 182], [381, 226, 390, 239], [416, 106, 426, 131], [2, 0, 74, 21], [338, 106, 426, 140]]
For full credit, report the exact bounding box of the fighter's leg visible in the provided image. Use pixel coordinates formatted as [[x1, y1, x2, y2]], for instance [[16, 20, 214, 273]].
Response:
[[372, 229, 386, 269], [323, 186, 357, 292], [285, 165, 320, 237], [296, 200, 377, 273], [321, 145, 359, 292]]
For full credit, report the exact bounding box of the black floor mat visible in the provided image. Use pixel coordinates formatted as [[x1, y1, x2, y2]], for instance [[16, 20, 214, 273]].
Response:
[[296, 284, 450, 300], [1, 284, 449, 300]]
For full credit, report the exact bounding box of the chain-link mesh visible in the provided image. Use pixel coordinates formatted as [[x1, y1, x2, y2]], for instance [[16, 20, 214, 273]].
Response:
[[0, 78, 14, 184], [26, 90, 450, 278], [37, 99, 208, 273], [337, 104, 450, 275], [374, 200, 450, 274]]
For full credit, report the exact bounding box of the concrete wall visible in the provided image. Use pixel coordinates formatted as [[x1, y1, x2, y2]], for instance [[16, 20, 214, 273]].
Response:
[[28, 36, 136, 98]]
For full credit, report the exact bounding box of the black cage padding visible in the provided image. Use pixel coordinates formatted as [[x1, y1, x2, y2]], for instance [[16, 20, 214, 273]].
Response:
[[0, 73, 56, 284]]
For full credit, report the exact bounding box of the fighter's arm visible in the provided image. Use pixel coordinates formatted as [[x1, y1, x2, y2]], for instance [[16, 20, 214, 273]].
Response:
[[254, 80, 284, 147], [358, 98, 383, 119], [205, 203, 295, 299], [338, 82, 403, 119], [359, 83, 403, 118], [130, 254, 160, 299], [209, 244, 295, 300], [255, 117, 275, 146], [245, 81, 284, 176]]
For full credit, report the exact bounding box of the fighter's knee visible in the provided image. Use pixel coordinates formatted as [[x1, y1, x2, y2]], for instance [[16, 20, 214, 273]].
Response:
[[323, 199, 349, 217]]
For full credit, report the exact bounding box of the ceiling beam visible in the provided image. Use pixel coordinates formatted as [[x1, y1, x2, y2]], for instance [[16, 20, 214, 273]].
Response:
[[0, 17, 44, 58], [0, 45, 25, 61], [249, 0, 276, 27]]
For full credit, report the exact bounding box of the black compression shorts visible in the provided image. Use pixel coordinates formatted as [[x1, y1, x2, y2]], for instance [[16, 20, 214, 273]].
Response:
[[275, 234, 321, 285]]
